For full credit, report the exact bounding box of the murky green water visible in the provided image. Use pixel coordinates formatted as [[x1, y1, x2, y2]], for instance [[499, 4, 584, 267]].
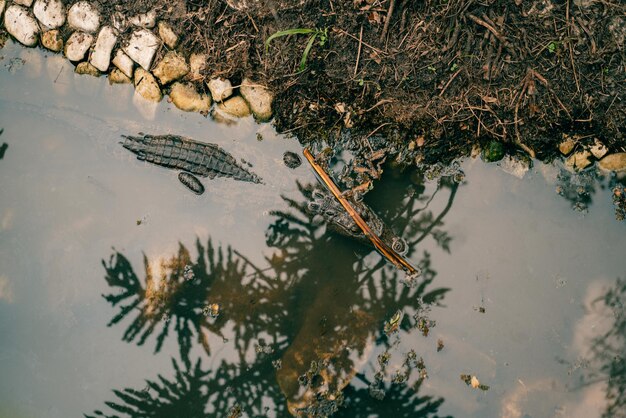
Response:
[[1, 42, 625, 418]]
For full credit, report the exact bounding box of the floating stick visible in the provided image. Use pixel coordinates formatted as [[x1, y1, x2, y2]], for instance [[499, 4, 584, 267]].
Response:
[[303, 148, 418, 275]]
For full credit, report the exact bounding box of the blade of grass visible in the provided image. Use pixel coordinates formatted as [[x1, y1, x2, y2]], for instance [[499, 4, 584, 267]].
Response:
[[265, 28, 316, 52], [299, 33, 318, 71]]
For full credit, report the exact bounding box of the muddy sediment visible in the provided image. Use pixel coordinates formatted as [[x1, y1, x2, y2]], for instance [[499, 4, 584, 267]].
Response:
[[1, 0, 625, 169]]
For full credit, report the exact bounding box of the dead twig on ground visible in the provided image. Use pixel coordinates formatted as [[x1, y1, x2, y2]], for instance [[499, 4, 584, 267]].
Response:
[[354, 25, 363, 77], [380, 0, 396, 42]]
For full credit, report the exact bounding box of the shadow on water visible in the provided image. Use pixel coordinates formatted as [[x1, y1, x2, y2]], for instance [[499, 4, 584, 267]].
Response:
[[89, 167, 461, 417], [0, 128, 7, 160], [579, 277, 626, 418]]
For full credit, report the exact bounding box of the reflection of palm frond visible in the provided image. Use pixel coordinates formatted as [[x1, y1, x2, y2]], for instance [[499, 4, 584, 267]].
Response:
[[85, 358, 210, 418], [102, 239, 285, 369], [584, 277, 626, 418], [338, 374, 447, 418], [95, 168, 457, 417]]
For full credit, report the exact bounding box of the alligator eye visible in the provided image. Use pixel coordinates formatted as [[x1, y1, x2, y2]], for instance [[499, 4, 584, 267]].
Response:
[[312, 191, 326, 200], [391, 237, 408, 255], [308, 202, 321, 212]]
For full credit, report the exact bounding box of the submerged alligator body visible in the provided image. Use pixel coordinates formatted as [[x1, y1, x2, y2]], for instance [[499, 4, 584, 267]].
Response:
[[121, 133, 262, 194], [307, 188, 408, 255]]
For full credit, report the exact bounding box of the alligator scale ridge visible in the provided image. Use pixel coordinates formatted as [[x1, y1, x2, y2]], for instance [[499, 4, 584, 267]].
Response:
[[121, 133, 262, 194]]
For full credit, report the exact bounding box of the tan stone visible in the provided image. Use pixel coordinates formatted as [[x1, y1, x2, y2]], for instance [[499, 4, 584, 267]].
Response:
[[216, 95, 251, 118], [134, 68, 162, 102], [158, 21, 178, 49], [152, 51, 189, 85], [189, 53, 207, 80], [109, 68, 131, 84], [565, 150, 592, 171], [588, 139, 608, 159], [75, 61, 100, 77], [558, 138, 576, 156], [598, 153, 626, 172], [240, 78, 273, 121], [168, 82, 211, 112], [41, 29, 63, 52]]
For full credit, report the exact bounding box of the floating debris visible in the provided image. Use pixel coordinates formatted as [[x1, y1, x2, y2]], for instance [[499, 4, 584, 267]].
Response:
[[613, 186, 626, 221], [392, 371, 408, 384], [437, 339, 445, 352], [414, 314, 436, 337], [377, 351, 391, 367], [202, 303, 220, 318], [384, 310, 403, 335], [182, 264, 195, 281], [401, 268, 423, 287], [368, 383, 386, 400], [295, 390, 344, 418], [227, 403, 242, 418], [424, 161, 465, 184], [283, 151, 302, 169], [474, 306, 486, 313], [460, 374, 490, 391], [254, 340, 274, 354]]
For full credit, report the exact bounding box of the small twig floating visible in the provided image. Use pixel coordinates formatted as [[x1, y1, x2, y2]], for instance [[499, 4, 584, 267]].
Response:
[[303, 148, 419, 275]]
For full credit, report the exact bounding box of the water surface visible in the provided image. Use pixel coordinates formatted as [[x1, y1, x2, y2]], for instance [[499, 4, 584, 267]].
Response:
[[1, 41, 625, 418]]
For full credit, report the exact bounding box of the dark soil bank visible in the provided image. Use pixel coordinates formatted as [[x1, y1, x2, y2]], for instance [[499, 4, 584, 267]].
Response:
[[5, 0, 626, 165]]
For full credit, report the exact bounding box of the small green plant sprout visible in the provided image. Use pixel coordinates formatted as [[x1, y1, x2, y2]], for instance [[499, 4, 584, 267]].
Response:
[[547, 41, 559, 53], [265, 27, 329, 71]]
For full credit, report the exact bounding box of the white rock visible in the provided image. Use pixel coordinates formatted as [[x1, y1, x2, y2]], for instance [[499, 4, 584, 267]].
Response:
[[112, 49, 134, 78], [13, 0, 33, 6], [33, 0, 66, 30], [207, 78, 233, 102], [598, 153, 626, 172], [123, 29, 160, 71], [4, 5, 39, 47], [129, 9, 156, 29], [64, 31, 93, 62], [588, 139, 608, 159], [67, 1, 100, 33], [240, 78, 274, 121], [158, 21, 178, 49], [90, 26, 117, 72]]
